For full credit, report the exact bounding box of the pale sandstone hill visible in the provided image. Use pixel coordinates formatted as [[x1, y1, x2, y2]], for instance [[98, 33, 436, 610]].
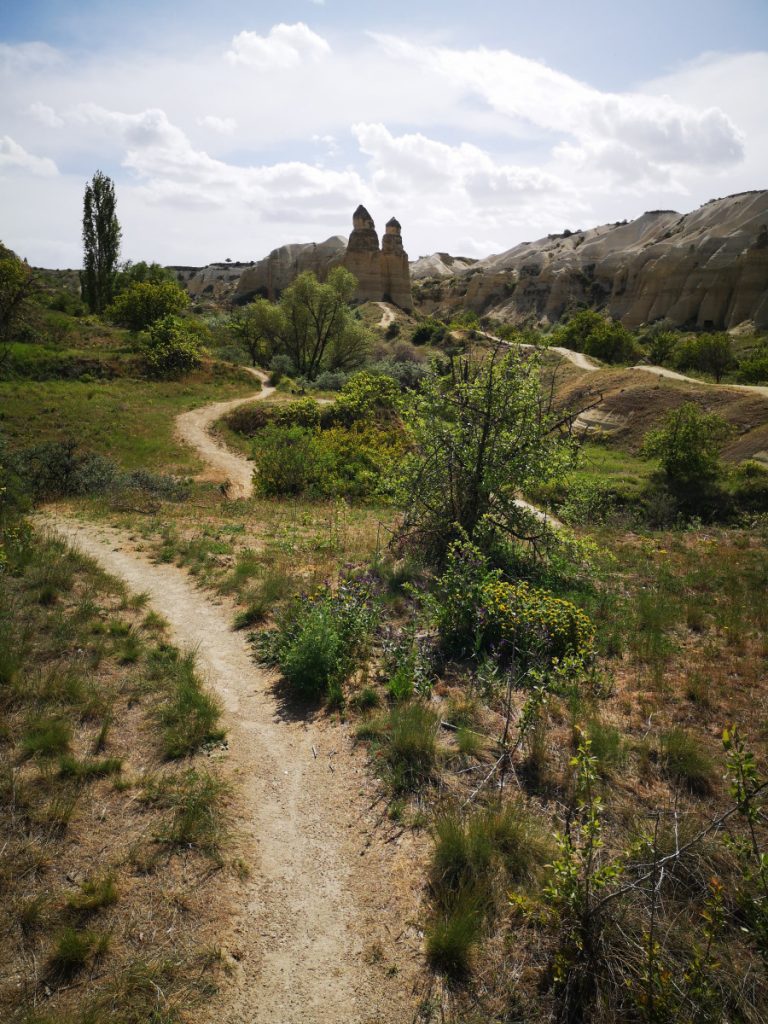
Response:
[[414, 191, 768, 330]]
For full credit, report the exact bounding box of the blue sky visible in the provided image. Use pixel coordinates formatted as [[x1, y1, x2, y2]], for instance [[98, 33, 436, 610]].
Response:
[[1, 1, 766, 266]]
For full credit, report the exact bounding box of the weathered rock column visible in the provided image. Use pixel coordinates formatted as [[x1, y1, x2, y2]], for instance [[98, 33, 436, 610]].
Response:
[[343, 205, 384, 303], [381, 217, 414, 312]]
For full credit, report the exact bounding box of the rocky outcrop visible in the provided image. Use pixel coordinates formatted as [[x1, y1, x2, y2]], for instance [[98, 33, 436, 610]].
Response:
[[342, 206, 413, 311], [225, 206, 413, 311], [170, 262, 250, 302], [232, 236, 347, 305], [414, 191, 768, 331], [410, 252, 477, 280]]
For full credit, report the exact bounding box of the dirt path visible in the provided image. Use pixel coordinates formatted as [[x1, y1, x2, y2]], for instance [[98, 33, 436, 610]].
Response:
[[175, 366, 272, 498], [629, 362, 768, 398], [376, 302, 395, 329], [486, 331, 768, 395], [40, 512, 421, 1024]]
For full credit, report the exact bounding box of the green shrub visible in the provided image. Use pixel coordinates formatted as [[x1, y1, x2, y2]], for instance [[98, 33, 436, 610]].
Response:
[[675, 332, 735, 382], [143, 315, 201, 378], [106, 279, 188, 331], [642, 402, 732, 499], [737, 353, 768, 384], [431, 537, 594, 668], [258, 577, 379, 701], [252, 424, 319, 496]]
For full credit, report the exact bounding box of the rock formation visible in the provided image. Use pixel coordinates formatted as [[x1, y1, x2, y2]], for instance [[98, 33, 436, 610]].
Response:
[[232, 236, 347, 305], [342, 206, 413, 311], [413, 190, 768, 331], [226, 206, 414, 310]]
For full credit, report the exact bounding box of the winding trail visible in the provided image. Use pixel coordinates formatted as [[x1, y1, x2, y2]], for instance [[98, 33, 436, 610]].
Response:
[[40, 368, 422, 1023], [486, 331, 768, 398], [376, 302, 396, 329], [175, 366, 273, 497]]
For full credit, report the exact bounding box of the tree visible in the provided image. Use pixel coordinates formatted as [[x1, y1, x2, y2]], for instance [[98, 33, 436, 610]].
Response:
[[230, 299, 283, 367], [642, 402, 732, 490], [397, 346, 579, 561], [81, 171, 121, 314], [114, 260, 176, 293], [0, 243, 40, 359], [234, 268, 370, 380], [278, 267, 366, 379], [555, 310, 638, 363], [675, 332, 735, 383], [105, 280, 188, 331], [143, 315, 201, 378]]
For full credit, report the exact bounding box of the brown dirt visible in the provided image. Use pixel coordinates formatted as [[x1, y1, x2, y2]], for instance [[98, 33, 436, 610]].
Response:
[[175, 367, 272, 498], [40, 513, 424, 1024]]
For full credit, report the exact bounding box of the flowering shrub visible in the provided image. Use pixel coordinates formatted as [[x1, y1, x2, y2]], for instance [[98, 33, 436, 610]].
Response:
[[431, 537, 594, 668]]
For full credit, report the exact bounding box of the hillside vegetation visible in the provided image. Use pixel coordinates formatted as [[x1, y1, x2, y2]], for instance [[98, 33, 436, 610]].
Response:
[[3, 239, 768, 1024]]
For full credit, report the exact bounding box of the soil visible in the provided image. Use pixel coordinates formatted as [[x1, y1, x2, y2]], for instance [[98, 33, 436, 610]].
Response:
[[175, 367, 273, 498]]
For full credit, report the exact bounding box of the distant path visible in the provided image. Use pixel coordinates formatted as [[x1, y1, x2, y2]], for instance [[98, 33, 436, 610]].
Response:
[[484, 331, 768, 397], [39, 514, 418, 1024], [175, 367, 272, 497], [629, 363, 768, 399], [376, 302, 395, 329]]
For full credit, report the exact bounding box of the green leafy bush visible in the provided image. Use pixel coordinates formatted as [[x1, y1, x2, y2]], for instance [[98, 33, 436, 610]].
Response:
[[106, 280, 188, 331], [554, 310, 639, 363], [642, 402, 732, 493], [258, 577, 379, 701], [143, 315, 201, 378], [675, 332, 735, 382], [430, 537, 595, 668]]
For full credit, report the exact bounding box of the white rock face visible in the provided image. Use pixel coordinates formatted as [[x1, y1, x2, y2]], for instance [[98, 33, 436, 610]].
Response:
[[414, 191, 768, 330]]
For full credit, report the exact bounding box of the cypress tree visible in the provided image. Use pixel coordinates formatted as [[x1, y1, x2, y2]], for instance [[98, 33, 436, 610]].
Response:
[[81, 171, 121, 313]]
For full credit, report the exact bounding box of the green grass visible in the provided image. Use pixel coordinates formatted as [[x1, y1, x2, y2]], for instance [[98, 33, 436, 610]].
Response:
[[48, 926, 110, 978], [67, 874, 119, 913], [660, 729, 715, 794], [571, 442, 655, 495], [149, 648, 225, 758], [0, 362, 256, 473]]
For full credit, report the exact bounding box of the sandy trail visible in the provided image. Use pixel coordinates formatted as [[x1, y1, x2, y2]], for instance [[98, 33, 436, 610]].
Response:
[[39, 365, 423, 1021], [629, 362, 768, 398], [40, 513, 420, 1024], [485, 331, 768, 396], [376, 302, 395, 329], [175, 366, 272, 498]]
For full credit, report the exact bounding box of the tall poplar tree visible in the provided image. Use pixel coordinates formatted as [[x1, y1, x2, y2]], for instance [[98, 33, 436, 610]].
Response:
[[81, 171, 121, 314]]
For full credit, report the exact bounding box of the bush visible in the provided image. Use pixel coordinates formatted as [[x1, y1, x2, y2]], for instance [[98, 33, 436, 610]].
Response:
[[430, 537, 595, 668], [268, 353, 294, 384], [675, 332, 735, 382], [106, 280, 188, 331], [143, 315, 201, 378], [642, 402, 732, 495], [731, 460, 768, 513], [10, 439, 189, 504], [258, 577, 379, 701], [411, 317, 447, 346], [737, 351, 768, 384], [252, 424, 319, 496], [554, 310, 639, 363]]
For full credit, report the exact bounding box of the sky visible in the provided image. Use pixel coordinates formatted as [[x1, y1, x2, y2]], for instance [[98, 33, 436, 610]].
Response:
[[1, 1, 766, 268]]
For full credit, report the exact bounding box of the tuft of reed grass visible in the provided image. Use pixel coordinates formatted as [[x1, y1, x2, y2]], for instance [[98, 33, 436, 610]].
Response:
[[660, 728, 715, 794]]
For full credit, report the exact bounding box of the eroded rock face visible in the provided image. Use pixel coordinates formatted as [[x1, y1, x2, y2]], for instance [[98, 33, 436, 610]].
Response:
[[232, 236, 347, 304], [414, 191, 768, 331]]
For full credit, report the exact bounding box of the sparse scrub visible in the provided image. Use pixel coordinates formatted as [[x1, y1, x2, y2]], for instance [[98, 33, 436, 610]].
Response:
[[660, 728, 715, 794], [365, 702, 440, 794]]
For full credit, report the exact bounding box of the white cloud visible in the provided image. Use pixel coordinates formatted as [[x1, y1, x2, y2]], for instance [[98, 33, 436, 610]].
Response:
[[0, 136, 58, 177], [198, 114, 237, 134], [373, 35, 745, 170], [29, 101, 64, 128], [225, 22, 330, 70], [69, 103, 364, 218]]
